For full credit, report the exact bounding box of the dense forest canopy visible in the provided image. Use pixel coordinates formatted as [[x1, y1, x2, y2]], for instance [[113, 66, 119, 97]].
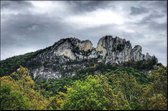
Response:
[[0, 64, 167, 110]]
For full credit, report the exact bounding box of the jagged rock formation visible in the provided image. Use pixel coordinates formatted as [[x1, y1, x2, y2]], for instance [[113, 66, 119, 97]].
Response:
[[24, 35, 156, 79], [96, 36, 153, 64], [96, 36, 132, 63], [52, 38, 95, 60]]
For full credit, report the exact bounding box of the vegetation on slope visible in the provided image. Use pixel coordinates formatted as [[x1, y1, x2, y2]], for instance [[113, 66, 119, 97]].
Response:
[[0, 52, 37, 77], [0, 45, 52, 77], [0, 65, 167, 110]]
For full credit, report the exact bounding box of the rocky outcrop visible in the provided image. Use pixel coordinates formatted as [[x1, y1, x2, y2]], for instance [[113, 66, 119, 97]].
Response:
[[52, 38, 95, 60], [96, 35, 148, 64], [131, 45, 143, 61], [26, 35, 155, 79], [79, 40, 93, 51]]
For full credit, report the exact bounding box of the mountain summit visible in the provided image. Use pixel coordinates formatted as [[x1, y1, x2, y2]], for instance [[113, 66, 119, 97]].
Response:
[[25, 35, 157, 79], [0, 35, 158, 79]]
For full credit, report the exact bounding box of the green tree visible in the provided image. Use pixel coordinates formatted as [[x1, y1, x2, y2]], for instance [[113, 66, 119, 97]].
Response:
[[0, 85, 31, 110], [108, 72, 142, 109], [149, 65, 167, 97], [47, 92, 66, 110], [0, 66, 49, 110], [140, 65, 167, 110], [62, 75, 130, 110]]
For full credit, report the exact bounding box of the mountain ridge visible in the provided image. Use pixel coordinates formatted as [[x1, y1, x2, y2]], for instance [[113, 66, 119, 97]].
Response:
[[0, 35, 158, 79]]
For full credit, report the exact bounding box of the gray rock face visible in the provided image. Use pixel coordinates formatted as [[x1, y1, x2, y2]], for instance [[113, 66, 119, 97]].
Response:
[[131, 45, 143, 61], [27, 37, 96, 79], [26, 36, 155, 79], [53, 38, 94, 60], [96, 36, 154, 64]]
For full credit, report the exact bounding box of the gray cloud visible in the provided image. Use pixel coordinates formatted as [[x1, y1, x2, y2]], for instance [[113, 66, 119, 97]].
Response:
[[1, 1, 167, 65], [67, 1, 110, 12], [130, 6, 148, 15], [2, 14, 72, 49], [1, 1, 32, 10]]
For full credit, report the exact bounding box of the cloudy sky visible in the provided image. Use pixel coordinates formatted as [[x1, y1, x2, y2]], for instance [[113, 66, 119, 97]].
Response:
[[1, 1, 167, 65]]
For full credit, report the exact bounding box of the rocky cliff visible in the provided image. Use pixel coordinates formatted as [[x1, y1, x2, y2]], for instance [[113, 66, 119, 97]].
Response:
[[24, 35, 156, 79], [96, 35, 152, 64]]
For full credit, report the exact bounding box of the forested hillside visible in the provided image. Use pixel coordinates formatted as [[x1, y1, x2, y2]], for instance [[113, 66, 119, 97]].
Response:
[[0, 36, 167, 110], [0, 36, 158, 79], [1, 65, 167, 110], [1, 0, 167, 110]]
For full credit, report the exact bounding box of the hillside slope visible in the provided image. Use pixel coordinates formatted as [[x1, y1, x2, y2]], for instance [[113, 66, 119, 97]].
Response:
[[0, 35, 158, 79]]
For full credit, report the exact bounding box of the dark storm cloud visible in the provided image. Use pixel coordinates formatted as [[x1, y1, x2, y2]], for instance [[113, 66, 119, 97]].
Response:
[[1, 1, 167, 65], [1, 1, 32, 10], [2, 13, 73, 48]]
